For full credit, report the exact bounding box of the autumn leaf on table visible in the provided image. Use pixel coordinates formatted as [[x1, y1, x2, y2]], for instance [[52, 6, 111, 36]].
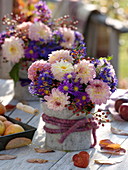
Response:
[[111, 126, 128, 136], [99, 139, 126, 155], [27, 159, 48, 164], [34, 148, 55, 153], [95, 158, 123, 165], [0, 154, 17, 160]]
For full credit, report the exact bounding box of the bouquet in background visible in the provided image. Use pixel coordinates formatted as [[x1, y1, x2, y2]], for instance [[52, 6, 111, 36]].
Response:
[[0, 1, 85, 84], [28, 46, 118, 121]]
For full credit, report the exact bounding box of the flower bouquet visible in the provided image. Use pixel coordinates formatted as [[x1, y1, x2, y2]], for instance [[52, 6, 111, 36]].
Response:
[[0, 1, 84, 100], [28, 46, 118, 151]]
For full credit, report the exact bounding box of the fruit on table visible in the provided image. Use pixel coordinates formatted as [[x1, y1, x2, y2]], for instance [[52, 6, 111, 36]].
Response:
[[0, 120, 5, 135], [0, 102, 6, 115], [114, 98, 128, 112], [72, 151, 90, 168], [119, 103, 128, 121], [0, 115, 7, 122], [4, 124, 25, 135], [3, 120, 13, 129]]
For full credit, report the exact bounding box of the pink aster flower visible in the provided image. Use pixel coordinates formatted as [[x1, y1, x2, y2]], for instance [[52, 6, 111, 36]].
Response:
[[28, 22, 52, 41], [44, 88, 70, 111], [28, 60, 51, 81], [75, 59, 96, 84], [58, 27, 75, 48], [48, 49, 73, 64], [86, 79, 111, 105]]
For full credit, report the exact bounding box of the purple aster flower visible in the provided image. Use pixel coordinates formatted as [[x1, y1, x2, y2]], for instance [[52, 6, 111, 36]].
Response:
[[58, 80, 73, 94], [25, 47, 39, 61], [28, 82, 38, 96], [34, 1, 52, 23], [74, 91, 90, 106], [94, 58, 118, 92]]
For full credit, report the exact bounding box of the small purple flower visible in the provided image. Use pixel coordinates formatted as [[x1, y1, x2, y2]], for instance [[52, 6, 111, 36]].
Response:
[[34, 1, 52, 23], [74, 91, 90, 106], [58, 80, 73, 94]]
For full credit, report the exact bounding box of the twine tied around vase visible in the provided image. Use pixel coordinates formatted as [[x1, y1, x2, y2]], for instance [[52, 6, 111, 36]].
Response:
[[42, 113, 99, 148]]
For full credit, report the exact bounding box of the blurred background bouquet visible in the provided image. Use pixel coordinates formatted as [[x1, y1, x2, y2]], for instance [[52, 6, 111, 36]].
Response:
[[28, 46, 118, 116], [0, 1, 85, 85]]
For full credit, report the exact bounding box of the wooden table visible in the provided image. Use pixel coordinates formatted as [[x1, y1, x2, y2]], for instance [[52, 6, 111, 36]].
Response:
[[0, 79, 128, 170]]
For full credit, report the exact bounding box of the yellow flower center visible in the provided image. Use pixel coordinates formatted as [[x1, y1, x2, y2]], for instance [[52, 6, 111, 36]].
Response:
[[67, 74, 72, 79], [74, 86, 78, 91], [29, 50, 33, 54], [38, 30, 45, 36], [82, 95, 86, 100], [10, 46, 17, 54], [63, 86, 68, 91], [61, 66, 67, 69], [44, 90, 49, 94]]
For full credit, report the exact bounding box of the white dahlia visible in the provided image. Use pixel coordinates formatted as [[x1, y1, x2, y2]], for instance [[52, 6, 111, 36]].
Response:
[[51, 60, 74, 81], [28, 22, 52, 41], [2, 36, 24, 63]]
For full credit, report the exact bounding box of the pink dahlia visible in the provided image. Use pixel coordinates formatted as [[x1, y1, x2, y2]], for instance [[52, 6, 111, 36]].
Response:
[[28, 60, 51, 81], [75, 59, 96, 84], [48, 50, 73, 64], [58, 27, 75, 48], [86, 79, 111, 105], [16, 22, 32, 34], [44, 88, 70, 111]]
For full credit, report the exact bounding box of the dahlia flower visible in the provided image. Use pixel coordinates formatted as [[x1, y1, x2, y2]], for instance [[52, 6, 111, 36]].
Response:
[[51, 60, 74, 81], [58, 27, 75, 48], [28, 22, 52, 41], [2, 36, 24, 63], [75, 59, 96, 84], [44, 88, 70, 111], [48, 49, 73, 64], [28, 60, 51, 81], [86, 79, 111, 105], [16, 22, 32, 34]]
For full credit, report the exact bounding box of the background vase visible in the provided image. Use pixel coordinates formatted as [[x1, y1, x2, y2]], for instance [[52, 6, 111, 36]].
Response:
[[41, 102, 97, 151], [13, 62, 38, 101]]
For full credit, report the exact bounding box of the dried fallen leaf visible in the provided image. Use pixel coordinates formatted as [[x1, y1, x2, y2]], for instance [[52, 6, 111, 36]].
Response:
[[27, 159, 48, 164], [0, 154, 17, 160], [111, 126, 128, 136], [95, 159, 122, 165], [99, 139, 126, 155], [34, 148, 54, 153], [100, 149, 126, 155], [5, 104, 16, 112]]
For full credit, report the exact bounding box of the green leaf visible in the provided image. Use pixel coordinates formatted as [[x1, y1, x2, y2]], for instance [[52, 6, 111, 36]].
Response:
[[107, 55, 113, 61], [9, 63, 20, 85]]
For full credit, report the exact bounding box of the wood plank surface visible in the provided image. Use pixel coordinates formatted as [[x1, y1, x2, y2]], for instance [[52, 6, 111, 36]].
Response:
[[0, 79, 128, 170]]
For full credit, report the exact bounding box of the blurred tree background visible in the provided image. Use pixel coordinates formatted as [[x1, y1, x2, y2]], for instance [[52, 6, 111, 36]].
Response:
[[13, 0, 128, 89]]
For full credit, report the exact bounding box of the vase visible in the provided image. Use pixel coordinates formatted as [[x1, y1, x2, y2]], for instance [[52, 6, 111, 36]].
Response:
[[41, 102, 99, 151], [13, 62, 38, 101]]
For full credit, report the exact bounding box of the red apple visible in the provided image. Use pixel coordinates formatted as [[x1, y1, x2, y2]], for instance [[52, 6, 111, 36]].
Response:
[[119, 103, 128, 121], [115, 98, 128, 112]]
